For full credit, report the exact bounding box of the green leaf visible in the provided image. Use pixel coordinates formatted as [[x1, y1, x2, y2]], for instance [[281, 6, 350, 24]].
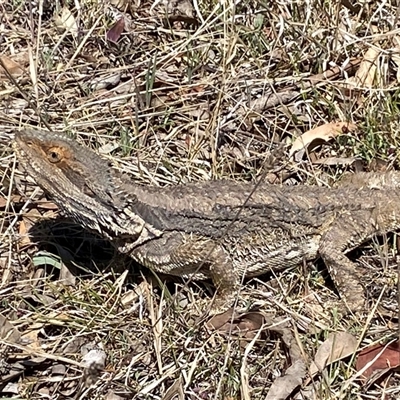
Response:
[[32, 251, 63, 269]]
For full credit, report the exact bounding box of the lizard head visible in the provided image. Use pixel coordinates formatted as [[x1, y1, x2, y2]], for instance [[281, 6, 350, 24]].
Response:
[[13, 129, 141, 238]]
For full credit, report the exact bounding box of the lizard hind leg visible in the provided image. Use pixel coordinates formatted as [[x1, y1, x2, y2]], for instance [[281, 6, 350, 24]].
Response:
[[318, 212, 377, 312]]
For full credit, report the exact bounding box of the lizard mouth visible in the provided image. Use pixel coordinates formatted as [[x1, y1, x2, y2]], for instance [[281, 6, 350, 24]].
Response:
[[13, 136, 36, 176]]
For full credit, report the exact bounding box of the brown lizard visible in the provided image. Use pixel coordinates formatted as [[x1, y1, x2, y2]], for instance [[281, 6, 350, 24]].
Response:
[[12, 129, 400, 313]]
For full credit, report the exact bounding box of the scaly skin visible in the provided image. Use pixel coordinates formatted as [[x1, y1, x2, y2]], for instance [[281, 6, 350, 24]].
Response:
[[13, 129, 400, 313]]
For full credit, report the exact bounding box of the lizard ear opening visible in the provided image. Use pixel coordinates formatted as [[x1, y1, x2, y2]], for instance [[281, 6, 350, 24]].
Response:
[[47, 148, 63, 163]]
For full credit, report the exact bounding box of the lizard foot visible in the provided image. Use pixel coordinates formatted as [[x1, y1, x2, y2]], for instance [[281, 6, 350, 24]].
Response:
[[183, 291, 237, 318], [208, 291, 241, 316]]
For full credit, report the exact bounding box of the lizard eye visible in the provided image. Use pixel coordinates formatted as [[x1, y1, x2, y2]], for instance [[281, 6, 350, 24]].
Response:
[[47, 148, 62, 163]]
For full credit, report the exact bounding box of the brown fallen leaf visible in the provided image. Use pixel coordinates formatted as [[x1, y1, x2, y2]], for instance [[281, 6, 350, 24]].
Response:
[[0, 360, 25, 385], [19, 218, 32, 247], [206, 310, 264, 339], [309, 332, 358, 377], [54, 6, 78, 36], [20, 323, 43, 353], [0, 314, 21, 343], [356, 340, 400, 383], [206, 308, 235, 331], [0, 55, 24, 79], [289, 121, 357, 158], [106, 18, 125, 43], [352, 47, 380, 88]]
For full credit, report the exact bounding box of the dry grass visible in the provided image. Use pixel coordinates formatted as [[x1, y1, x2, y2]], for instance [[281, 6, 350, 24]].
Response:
[[1, 0, 400, 398]]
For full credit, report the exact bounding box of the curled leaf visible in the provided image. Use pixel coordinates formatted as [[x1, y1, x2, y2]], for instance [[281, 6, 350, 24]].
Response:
[[290, 122, 357, 158]]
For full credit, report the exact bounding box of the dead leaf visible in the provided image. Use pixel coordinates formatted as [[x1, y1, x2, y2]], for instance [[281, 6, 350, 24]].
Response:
[[20, 323, 42, 352], [19, 219, 32, 247], [356, 340, 400, 383], [369, 158, 390, 172], [207, 310, 270, 340], [289, 122, 357, 157], [353, 47, 380, 88], [59, 262, 76, 286], [264, 315, 306, 400], [313, 156, 358, 166], [162, 376, 184, 400], [236, 312, 265, 333], [206, 309, 235, 331], [0, 362, 25, 385], [22, 207, 46, 220], [0, 55, 24, 79], [2, 195, 27, 206], [0, 314, 21, 343], [81, 346, 107, 387], [309, 332, 358, 376], [107, 18, 125, 43], [21, 291, 56, 306], [54, 6, 78, 36], [121, 281, 150, 313], [207, 309, 266, 339]]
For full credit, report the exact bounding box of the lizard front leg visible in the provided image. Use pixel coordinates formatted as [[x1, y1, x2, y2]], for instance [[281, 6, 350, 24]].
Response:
[[130, 232, 241, 314]]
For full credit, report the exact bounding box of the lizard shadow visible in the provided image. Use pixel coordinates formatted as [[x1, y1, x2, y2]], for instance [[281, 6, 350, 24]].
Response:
[[27, 216, 207, 298], [28, 216, 141, 281]]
